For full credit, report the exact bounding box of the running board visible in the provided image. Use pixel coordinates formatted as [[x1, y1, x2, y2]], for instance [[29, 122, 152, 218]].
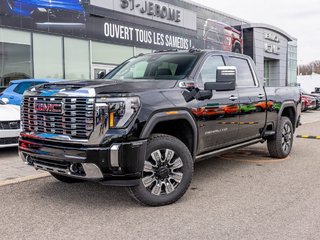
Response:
[[263, 131, 276, 137], [195, 138, 264, 161]]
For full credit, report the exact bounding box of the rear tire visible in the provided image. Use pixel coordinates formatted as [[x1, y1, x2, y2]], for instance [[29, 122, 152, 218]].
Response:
[[50, 173, 85, 184], [267, 116, 294, 159], [127, 134, 194, 207]]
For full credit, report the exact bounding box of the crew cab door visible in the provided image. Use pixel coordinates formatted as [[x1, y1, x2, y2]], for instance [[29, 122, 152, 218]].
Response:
[[227, 56, 267, 141], [195, 55, 240, 153]]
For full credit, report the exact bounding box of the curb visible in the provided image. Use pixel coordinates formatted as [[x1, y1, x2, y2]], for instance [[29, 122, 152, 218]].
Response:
[[0, 172, 50, 187], [297, 135, 320, 140]]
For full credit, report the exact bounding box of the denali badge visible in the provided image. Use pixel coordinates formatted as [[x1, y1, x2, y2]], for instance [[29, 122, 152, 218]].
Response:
[[35, 102, 63, 114]]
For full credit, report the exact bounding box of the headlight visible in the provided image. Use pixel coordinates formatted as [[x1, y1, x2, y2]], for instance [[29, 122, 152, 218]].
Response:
[[96, 97, 140, 129]]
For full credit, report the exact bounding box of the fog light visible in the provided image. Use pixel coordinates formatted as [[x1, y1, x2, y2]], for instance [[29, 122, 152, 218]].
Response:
[[69, 164, 80, 174], [26, 156, 34, 165], [69, 163, 85, 175]]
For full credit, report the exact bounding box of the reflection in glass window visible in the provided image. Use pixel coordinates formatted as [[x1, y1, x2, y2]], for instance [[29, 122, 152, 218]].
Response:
[[0, 28, 32, 88], [64, 38, 90, 79], [229, 57, 255, 87], [33, 33, 63, 79]]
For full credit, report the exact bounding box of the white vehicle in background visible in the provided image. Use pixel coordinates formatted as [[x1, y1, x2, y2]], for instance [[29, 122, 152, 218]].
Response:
[[0, 98, 21, 148]]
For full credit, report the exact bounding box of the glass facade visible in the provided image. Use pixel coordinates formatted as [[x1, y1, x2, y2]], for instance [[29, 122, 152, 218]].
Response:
[[0, 0, 296, 90], [0, 27, 153, 87], [288, 40, 298, 86], [0, 28, 32, 89], [264, 60, 270, 87], [33, 33, 63, 79], [64, 38, 90, 80]]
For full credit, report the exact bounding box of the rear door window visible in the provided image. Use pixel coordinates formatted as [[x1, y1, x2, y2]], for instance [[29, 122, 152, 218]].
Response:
[[228, 57, 256, 87]]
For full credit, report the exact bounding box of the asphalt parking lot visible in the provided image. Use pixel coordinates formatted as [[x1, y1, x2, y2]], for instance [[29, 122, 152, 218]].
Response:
[[0, 111, 320, 240]]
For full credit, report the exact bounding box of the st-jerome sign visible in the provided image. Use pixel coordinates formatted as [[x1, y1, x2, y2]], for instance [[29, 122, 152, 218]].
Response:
[[120, 0, 182, 23], [91, 0, 197, 30]]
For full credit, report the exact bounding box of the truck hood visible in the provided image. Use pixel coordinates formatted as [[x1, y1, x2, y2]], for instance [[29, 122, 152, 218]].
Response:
[[29, 80, 178, 97], [0, 104, 20, 121]]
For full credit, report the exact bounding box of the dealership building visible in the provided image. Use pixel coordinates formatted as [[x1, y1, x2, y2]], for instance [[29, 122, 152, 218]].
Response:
[[0, 0, 297, 89]]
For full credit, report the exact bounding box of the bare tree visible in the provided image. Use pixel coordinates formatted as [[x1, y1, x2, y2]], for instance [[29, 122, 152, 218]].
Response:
[[298, 60, 320, 75]]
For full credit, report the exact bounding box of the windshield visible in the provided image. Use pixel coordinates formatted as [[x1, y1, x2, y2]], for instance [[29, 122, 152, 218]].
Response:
[[106, 53, 200, 81], [13, 82, 46, 95]]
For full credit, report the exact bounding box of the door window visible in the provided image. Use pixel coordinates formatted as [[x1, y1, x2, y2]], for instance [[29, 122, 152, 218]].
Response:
[[197, 55, 225, 87], [229, 57, 256, 87]]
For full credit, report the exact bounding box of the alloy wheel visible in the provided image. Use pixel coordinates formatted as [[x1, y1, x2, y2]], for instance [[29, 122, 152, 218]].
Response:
[[142, 149, 184, 196], [281, 123, 292, 153]]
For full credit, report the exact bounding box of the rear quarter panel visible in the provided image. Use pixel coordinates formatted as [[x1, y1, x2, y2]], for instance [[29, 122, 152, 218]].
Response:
[[265, 86, 301, 128]]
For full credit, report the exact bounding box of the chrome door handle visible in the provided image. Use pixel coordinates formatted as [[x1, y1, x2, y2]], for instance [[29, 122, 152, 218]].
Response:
[[258, 94, 265, 99], [229, 95, 238, 101]]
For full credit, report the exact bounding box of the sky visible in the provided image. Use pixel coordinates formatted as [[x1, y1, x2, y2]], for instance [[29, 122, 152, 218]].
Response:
[[191, 0, 318, 64]]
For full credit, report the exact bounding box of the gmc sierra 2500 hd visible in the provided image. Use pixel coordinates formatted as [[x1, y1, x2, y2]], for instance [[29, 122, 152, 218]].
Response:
[[19, 50, 301, 206]]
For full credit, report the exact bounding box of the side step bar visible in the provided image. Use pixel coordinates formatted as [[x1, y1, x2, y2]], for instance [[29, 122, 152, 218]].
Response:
[[195, 138, 264, 162]]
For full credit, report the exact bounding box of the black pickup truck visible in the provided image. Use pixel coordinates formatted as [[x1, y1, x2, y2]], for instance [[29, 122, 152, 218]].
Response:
[[19, 50, 301, 206]]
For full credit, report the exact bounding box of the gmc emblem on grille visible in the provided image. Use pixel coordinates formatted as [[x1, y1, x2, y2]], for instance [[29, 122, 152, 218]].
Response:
[[35, 102, 63, 114]]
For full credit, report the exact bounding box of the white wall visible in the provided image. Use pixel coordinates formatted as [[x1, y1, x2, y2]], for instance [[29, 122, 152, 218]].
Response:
[[297, 74, 320, 93]]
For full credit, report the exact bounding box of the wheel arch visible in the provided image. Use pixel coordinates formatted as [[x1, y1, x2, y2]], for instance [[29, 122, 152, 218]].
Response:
[[278, 101, 297, 131], [140, 111, 198, 158]]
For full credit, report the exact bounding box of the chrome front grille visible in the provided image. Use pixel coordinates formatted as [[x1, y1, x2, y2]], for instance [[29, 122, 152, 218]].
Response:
[[22, 97, 95, 139]]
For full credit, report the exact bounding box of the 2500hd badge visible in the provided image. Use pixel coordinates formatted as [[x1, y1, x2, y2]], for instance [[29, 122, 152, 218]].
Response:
[[19, 49, 301, 206]]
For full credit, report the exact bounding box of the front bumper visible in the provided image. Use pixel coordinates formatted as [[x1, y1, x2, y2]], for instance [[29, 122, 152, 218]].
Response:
[[19, 136, 147, 186], [0, 129, 20, 148]]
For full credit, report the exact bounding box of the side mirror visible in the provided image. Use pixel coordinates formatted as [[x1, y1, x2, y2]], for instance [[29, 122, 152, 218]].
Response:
[[1, 98, 9, 104], [97, 71, 106, 79], [205, 66, 236, 91]]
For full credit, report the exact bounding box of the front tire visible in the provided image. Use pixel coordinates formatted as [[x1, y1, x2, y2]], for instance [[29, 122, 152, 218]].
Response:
[[50, 173, 85, 184], [267, 116, 294, 159], [128, 134, 194, 206]]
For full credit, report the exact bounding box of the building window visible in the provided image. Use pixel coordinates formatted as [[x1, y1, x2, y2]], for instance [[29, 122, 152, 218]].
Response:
[[64, 38, 90, 80], [33, 33, 63, 79], [133, 47, 152, 56], [92, 41, 134, 65], [0, 28, 32, 88], [287, 41, 298, 86], [264, 60, 270, 86]]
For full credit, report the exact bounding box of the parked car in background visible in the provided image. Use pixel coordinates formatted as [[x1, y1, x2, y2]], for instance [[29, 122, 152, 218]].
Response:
[[0, 79, 64, 106], [301, 91, 320, 110], [311, 88, 320, 94], [0, 98, 21, 148], [301, 94, 317, 111]]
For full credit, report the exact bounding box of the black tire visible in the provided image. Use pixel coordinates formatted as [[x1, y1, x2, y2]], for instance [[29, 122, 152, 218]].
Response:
[[127, 134, 194, 207], [267, 116, 294, 159], [50, 173, 84, 184]]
